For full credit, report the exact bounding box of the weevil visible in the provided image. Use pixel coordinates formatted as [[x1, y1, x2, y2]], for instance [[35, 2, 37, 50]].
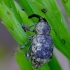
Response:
[[21, 14, 53, 69]]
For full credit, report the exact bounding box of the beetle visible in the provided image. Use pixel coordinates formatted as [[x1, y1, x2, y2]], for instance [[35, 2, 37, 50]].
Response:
[[21, 14, 53, 69]]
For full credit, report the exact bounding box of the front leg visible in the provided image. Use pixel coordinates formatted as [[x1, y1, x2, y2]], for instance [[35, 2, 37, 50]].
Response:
[[22, 24, 30, 32], [22, 24, 36, 32]]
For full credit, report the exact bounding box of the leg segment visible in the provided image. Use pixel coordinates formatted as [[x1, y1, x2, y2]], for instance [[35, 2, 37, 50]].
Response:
[[20, 36, 33, 49], [25, 46, 31, 59], [22, 24, 36, 32]]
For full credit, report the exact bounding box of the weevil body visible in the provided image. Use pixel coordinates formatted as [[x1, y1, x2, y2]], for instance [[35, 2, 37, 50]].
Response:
[[22, 14, 53, 69]]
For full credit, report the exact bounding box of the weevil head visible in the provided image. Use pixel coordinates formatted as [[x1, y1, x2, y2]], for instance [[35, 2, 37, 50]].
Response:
[[28, 14, 51, 35], [35, 19, 51, 35]]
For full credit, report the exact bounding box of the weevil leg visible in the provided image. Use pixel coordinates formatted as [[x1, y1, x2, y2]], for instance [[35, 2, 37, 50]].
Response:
[[25, 37, 33, 59], [22, 24, 31, 32], [20, 36, 33, 49], [22, 24, 36, 32], [29, 36, 33, 40], [25, 46, 32, 59], [20, 40, 30, 49], [29, 23, 36, 28], [25, 51, 30, 59]]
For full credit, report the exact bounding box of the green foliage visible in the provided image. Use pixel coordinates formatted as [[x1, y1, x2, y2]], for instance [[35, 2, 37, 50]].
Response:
[[0, 0, 70, 70], [61, 0, 70, 19]]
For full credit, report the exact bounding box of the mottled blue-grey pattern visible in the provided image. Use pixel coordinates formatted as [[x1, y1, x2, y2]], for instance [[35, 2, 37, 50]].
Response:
[[28, 35, 53, 68], [22, 14, 53, 69], [26, 19, 53, 69]]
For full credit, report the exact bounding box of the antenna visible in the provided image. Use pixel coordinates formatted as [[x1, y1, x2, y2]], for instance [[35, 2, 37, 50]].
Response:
[[28, 14, 46, 22]]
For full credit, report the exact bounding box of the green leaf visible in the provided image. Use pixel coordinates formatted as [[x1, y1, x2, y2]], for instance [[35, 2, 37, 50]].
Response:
[[48, 54, 62, 70], [61, 0, 70, 19]]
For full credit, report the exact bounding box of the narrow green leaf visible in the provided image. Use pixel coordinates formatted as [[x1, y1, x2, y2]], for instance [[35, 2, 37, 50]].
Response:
[[61, 0, 70, 19], [48, 54, 62, 70]]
